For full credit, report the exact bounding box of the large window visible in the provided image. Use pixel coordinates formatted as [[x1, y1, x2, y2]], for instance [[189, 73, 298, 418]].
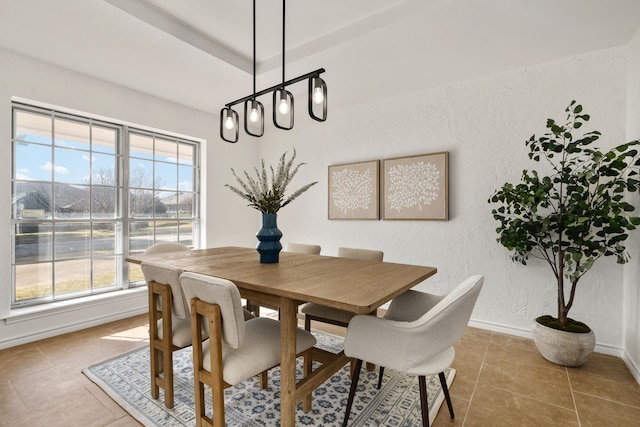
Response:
[[11, 103, 200, 307]]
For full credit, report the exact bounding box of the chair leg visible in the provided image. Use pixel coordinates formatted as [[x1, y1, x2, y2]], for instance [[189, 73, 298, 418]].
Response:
[[246, 300, 260, 317], [304, 315, 311, 332], [342, 359, 363, 427], [260, 371, 268, 389], [149, 282, 175, 408], [418, 375, 430, 427], [438, 372, 454, 419], [377, 366, 385, 389], [148, 287, 160, 400], [302, 348, 313, 412], [159, 285, 174, 409]]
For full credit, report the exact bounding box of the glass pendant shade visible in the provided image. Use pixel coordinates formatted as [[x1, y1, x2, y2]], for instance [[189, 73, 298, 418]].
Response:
[[308, 75, 327, 122], [243, 98, 264, 137], [273, 88, 294, 130], [220, 107, 239, 143]]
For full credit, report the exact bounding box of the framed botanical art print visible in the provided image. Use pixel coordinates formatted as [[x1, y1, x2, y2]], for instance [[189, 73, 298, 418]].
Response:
[[328, 160, 380, 220], [382, 152, 449, 220]]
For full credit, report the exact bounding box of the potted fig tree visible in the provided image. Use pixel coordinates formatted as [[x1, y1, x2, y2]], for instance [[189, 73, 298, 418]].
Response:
[[489, 101, 640, 366]]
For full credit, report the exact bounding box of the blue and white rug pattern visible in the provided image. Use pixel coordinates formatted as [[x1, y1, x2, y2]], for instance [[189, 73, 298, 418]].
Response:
[[84, 332, 454, 426]]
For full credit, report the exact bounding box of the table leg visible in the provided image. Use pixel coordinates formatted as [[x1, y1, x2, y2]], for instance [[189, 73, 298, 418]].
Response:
[[280, 298, 297, 427]]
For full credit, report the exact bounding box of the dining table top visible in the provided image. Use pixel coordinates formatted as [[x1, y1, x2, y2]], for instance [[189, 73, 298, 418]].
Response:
[[126, 246, 437, 314]]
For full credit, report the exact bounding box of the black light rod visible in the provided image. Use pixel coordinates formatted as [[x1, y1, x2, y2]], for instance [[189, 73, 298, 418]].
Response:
[[224, 68, 325, 108]]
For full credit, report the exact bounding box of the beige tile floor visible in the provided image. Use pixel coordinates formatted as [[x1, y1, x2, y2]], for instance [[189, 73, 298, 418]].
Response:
[[1, 314, 639, 427]]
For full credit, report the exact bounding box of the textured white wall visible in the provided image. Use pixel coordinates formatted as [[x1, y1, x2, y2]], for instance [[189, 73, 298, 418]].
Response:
[[261, 47, 633, 348], [0, 48, 256, 347], [624, 28, 640, 377]]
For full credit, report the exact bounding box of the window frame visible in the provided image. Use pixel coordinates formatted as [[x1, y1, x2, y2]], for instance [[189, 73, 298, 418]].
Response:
[[10, 102, 201, 308]]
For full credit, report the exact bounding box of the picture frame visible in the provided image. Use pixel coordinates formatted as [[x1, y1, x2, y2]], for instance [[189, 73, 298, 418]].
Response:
[[382, 152, 449, 220], [328, 160, 380, 220]]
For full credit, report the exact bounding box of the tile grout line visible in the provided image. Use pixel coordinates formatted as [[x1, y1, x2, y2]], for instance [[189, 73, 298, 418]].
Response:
[[460, 332, 492, 426], [566, 367, 582, 427]]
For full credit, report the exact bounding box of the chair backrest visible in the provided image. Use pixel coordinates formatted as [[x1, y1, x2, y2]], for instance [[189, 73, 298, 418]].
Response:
[[144, 242, 190, 254], [384, 290, 445, 322], [141, 261, 188, 319], [284, 242, 321, 255], [180, 272, 246, 349], [337, 247, 384, 261], [403, 275, 483, 362]]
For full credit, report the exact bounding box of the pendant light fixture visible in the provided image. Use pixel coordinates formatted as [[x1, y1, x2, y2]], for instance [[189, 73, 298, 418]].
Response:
[[273, 0, 293, 130], [220, 107, 239, 143], [308, 74, 327, 122], [219, 0, 328, 143], [244, 0, 264, 137]]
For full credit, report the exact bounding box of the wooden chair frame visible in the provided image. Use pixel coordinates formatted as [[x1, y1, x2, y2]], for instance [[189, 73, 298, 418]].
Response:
[[148, 280, 178, 408], [191, 298, 314, 427]]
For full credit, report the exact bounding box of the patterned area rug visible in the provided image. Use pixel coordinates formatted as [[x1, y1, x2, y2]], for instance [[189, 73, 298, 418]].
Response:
[[83, 332, 455, 426]]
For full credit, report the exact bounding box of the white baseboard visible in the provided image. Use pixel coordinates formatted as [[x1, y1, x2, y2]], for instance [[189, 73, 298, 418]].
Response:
[[622, 351, 640, 385], [0, 307, 147, 350], [0, 288, 148, 350]]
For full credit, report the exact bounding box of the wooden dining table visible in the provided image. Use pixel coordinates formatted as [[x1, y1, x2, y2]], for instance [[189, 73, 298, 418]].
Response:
[[126, 246, 437, 426]]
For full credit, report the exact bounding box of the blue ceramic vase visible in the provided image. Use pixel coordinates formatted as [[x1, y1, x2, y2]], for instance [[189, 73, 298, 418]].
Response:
[[256, 213, 283, 263]]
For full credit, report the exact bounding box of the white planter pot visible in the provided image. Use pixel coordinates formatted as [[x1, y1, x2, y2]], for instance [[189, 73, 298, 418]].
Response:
[[531, 319, 595, 367]]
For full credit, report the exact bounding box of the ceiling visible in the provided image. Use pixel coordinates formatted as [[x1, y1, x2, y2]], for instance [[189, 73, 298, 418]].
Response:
[[1, 0, 640, 114]]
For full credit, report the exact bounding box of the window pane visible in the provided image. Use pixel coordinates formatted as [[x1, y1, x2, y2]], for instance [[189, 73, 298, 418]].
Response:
[[92, 126, 117, 154], [129, 263, 144, 284], [92, 153, 116, 184], [15, 111, 52, 144], [157, 192, 177, 217], [130, 133, 153, 159], [178, 165, 194, 192], [155, 162, 177, 190], [55, 222, 91, 259], [155, 220, 178, 242], [93, 257, 119, 289], [93, 222, 117, 255], [155, 137, 177, 162], [54, 147, 90, 184], [178, 193, 194, 217], [154, 191, 172, 217], [55, 259, 91, 295], [129, 189, 154, 217], [14, 182, 53, 219], [178, 142, 194, 166], [55, 118, 90, 150], [129, 158, 154, 189], [92, 186, 117, 218], [15, 142, 52, 182], [54, 184, 89, 219], [129, 221, 153, 252], [179, 220, 194, 246], [14, 223, 52, 263], [15, 262, 52, 301]]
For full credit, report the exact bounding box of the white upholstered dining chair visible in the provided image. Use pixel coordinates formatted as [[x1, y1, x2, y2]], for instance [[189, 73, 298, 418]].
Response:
[[141, 258, 192, 409], [144, 241, 191, 254], [301, 247, 383, 332], [341, 275, 484, 427], [376, 288, 445, 389], [181, 272, 317, 427], [140, 242, 192, 408], [284, 242, 321, 255]]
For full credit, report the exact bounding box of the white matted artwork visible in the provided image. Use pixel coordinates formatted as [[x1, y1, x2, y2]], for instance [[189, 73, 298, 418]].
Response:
[[382, 152, 449, 220], [328, 160, 380, 220]]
